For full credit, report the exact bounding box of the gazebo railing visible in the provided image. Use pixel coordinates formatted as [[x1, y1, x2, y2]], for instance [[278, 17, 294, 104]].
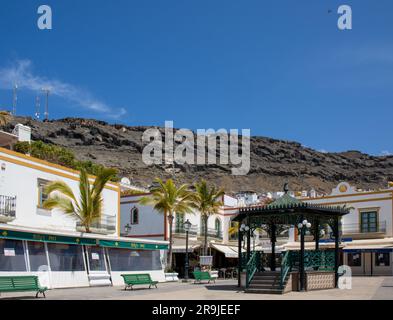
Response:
[[289, 250, 335, 271], [245, 251, 261, 288], [280, 251, 292, 289]]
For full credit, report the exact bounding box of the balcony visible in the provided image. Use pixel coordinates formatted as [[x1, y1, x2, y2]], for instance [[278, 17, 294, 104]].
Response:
[[200, 228, 223, 240], [172, 226, 223, 240], [342, 221, 387, 240], [0, 195, 16, 223], [76, 215, 116, 234]]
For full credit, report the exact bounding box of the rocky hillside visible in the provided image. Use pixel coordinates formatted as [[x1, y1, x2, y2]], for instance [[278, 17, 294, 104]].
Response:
[[4, 116, 393, 194]]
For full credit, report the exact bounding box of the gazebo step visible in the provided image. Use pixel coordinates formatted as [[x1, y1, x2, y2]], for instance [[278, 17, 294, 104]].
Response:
[[251, 279, 281, 285], [245, 288, 284, 294], [252, 275, 280, 281], [248, 283, 282, 289]]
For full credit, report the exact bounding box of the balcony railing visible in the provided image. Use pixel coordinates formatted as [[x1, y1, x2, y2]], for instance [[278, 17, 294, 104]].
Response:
[[200, 228, 223, 240], [172, 226, 223, 239], [342, 221, 386, 234], [173, 225, 198, 236], [76, 215, 116, 234], [0, 195, 16, 222]]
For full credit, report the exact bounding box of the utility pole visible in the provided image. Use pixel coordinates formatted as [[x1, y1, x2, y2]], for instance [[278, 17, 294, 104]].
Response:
[[12, 84, 18, 115]]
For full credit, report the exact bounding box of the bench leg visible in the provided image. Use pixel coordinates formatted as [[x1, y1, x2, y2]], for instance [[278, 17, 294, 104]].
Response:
[[35, 291, 39, 298]]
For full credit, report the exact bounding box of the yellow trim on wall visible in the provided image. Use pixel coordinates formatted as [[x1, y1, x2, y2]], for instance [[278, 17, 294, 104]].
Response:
[[310, 196, 392, 206], [303, 189, 393, 201], [0, 149, 118, 192]]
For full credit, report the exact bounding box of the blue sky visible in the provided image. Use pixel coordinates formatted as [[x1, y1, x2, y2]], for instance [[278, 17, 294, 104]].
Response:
[[0, 0, 392, 155]]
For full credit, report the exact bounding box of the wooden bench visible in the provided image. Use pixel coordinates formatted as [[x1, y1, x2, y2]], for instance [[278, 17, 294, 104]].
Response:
[[193, 271, 216, 284], [0, 276, 48, 298], [120, 274, 158, 290]]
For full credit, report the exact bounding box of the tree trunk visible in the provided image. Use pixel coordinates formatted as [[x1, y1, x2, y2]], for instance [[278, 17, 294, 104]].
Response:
[[167, 212, 174, 270], [204, 215, 208, 255]]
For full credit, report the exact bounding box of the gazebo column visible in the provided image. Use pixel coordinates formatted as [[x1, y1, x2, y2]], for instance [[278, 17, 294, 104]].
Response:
[[314, 219, 320, 251], [270, 223, 276, 271], [299, 216, 305, 291], [246, 217, 251, 262], [334, 216, 340, 288], [237, 222, 242, 287]]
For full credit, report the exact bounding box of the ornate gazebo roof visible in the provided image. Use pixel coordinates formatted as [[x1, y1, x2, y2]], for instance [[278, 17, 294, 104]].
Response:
[[233, 185, 350, 225]]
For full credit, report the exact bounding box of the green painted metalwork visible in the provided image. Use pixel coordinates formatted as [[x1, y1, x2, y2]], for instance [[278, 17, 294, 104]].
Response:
[[280, 251, 291, 289], [289, 250, 335, 271], [245, 251, 261, 288]]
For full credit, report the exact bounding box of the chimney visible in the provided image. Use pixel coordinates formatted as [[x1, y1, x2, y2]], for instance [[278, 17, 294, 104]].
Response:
[[12, 124, 31, 143]]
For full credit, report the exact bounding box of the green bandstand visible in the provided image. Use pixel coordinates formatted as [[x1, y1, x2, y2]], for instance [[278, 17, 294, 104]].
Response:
[[233, 184, 350, 293]]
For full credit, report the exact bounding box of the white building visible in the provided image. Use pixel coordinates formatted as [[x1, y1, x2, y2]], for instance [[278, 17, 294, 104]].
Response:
[[121, 193, 245, 271], [0, 143, 168, 288], [304, 182, 393, 276]]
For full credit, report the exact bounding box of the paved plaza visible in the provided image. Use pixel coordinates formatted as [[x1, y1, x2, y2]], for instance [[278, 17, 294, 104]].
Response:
[[1, 277, 393, 300]]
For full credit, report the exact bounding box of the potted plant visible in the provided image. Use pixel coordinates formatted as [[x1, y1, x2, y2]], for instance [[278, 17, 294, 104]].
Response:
[[164, 267, 179, 282]]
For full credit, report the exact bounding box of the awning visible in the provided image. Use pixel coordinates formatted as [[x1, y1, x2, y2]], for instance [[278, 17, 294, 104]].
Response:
[[0, 228, 168, 250], [210, 244, 246, 258], [99, 240, 168, 250], [342, 238, 393, 252], [0, 228, 96, 246]]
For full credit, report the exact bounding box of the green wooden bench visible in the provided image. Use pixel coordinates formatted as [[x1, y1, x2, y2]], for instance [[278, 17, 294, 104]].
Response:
[[120, 274, 158, 290], [193, 271, 215, 284], [0, 276, 48, 298]]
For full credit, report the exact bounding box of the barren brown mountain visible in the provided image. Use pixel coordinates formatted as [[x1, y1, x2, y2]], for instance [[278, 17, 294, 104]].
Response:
[[4, 116, 393, 194]]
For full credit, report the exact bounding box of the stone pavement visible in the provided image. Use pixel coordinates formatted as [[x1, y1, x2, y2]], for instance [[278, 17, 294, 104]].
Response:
[[1, 277, 392, 300]]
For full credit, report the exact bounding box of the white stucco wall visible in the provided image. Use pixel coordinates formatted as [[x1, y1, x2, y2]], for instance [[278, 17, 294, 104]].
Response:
[[120, 194, 164, 240], [0, 148, 119, 236], [306, 182, 393, 237]]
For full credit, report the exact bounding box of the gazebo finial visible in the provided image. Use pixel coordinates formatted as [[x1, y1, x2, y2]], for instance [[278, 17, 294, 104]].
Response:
[[283, 183, 289, 194]]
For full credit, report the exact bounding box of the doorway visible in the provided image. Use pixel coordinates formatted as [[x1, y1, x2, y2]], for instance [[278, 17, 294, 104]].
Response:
[[363, 252, 373, 276], [85, 246, 112, 286]]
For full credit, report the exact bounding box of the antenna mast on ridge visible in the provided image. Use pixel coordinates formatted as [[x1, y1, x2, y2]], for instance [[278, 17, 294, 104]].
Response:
[[42, 88, 50, 121], [35, 94, 41, 120], [12, 84, 18, 115]]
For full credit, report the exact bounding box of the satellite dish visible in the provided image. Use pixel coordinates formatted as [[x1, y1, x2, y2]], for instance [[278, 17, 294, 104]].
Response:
[[121, 177, 131, 185]]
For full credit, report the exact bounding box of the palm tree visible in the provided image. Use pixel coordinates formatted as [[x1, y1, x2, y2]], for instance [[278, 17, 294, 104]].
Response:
[[192, 179, 224, 255], [43, 167, 117, 233], [139, 178, 194, 270], [0, 111, 12, 127]]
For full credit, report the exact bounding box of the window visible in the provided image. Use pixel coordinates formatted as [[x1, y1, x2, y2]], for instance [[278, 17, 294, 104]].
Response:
[[347, 252, 362, 267], [360, 211, 378, 233], [130, 207, 139, 225], [215, 218, 221, 237], [27, 241, 48, 271], [86, 246, 106, 271], [375, 253, 390, 267], [108, 248, 162, 271], [0, 239, 27, 271], [175, 213, 184, 233], [47, 243, 85, 271], [37, 179, 50, 208]]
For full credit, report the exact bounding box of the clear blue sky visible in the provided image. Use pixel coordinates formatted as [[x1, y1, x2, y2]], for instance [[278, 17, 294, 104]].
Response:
[[0, 0, 392, 155]]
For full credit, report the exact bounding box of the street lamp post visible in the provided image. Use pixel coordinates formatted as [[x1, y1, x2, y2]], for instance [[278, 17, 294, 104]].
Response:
[[297, 219, 311, 292], [183, 219, 192, 282], [124, 224, 131, 236]]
